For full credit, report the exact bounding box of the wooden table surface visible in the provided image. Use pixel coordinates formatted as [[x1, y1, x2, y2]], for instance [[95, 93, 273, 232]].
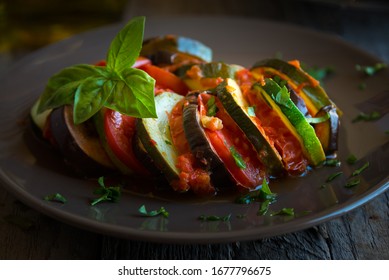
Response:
[[1, 0, 388, 260]]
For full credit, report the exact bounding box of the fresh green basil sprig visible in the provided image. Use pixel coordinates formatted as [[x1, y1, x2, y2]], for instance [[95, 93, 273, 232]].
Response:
[[37, 16, 156, 124]]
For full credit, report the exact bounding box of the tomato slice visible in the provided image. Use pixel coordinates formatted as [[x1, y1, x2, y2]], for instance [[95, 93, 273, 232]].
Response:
[[139, 64, 189, 95], [104, 109, 150, 175], [198, 93, 266, 189]]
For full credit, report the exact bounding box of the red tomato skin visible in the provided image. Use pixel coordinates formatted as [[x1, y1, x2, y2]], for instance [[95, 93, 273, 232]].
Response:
[[104, 109, 150, 175], [139, 64, 189, 95]]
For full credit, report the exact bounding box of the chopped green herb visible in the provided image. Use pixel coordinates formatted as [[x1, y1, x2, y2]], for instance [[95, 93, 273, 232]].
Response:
[[305, 112, 330, 124], [229, 146, 246, 169], [346, 154, 358, 165], [356, 62, 387, 76], [345, 178, 361, 188], [90, 177, 121, 206], [270, 208, 295, 217], [273, 75, 287, 87], [352, 111, 381, 123], [236, 180, 277, 204], [199, 214, 231, 222], [44, 193, 67, 204], [164, 140, 172, 145], [271, 86, 291, 109], [257, 200, 270, 216], [326, 171, 343, 182], [324, 158, 341, 167], [206, 96, 218, 117], [358, 82, 367, 90], [138, 205, 169, 218], [352, 162, 370, 176], [247, 106, 256, 117]]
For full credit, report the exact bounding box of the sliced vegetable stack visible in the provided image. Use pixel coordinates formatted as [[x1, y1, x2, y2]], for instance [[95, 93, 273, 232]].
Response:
[[30, 17, 341, 196]]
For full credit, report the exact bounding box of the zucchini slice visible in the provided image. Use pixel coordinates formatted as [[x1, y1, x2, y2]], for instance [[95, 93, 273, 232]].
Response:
[[216, 78, 285, 177], [251, 58, 337, 116], [253, 78, 326, 166], [136, 92, 184, 184], [251, 59, 340, 155], [179, 62, 244, 91]]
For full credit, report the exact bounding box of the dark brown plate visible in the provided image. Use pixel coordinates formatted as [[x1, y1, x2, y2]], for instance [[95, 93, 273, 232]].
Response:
[[0, 17, 388, 243]]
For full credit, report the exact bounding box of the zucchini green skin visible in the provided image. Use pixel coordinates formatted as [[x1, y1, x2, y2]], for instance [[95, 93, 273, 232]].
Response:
[[252, 58, 335, 112], [176, 62, 243, 79], [255, 78, 326, 166], [136, 92, 184, 183], [216, 79, 285, 177], [141, 35, 212, 63]]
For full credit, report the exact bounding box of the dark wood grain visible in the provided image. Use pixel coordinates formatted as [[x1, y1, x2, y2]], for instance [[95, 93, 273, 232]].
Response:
[[1, 0, 388, 260]]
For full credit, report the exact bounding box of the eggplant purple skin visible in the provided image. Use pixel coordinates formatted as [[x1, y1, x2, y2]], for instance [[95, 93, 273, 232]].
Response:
[[316, 104, 340, 154], [182, 92, 235, 189], [49, 106, 114, 178]]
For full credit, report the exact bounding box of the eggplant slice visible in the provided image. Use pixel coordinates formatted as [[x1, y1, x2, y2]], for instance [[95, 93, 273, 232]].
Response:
[[49, 105, 114, 177]]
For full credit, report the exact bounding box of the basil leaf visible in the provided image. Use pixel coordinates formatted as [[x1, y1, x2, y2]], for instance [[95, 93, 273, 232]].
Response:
[[107, 16, 145, 73], [73, 76, 113, 124], [105, 68, 156, 118], [38, 65, 105, 113]]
